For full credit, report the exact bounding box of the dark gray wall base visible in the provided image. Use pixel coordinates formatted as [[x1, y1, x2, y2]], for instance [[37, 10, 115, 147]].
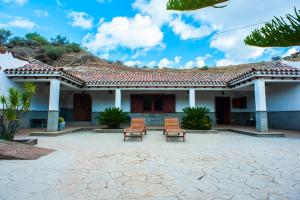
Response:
[[268, 111, 300, 131], [231, 112, 255, 126], [19, 111, 48, 129]]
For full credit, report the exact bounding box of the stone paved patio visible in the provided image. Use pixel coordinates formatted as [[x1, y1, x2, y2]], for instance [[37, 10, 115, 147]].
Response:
[[1, 131, 300, 200]]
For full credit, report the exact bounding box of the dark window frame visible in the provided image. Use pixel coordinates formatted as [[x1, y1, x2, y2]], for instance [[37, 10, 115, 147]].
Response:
[[131, 94, 175, 113]]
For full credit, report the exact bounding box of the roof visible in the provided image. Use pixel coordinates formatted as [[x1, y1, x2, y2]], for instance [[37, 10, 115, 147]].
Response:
[[4, 60, 300, 88]]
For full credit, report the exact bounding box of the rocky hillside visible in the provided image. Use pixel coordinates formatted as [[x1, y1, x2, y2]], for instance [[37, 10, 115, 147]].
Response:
[[3, 31, 297, 74]]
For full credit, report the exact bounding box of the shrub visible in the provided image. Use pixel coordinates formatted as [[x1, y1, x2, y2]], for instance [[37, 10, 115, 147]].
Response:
[[97, 108, 129, 129], [51, 35, 69, 46], [43, 45, 65, 60], [58, 117, 65, 123], [65, 43, 82, 53], [0, 82, 36, 141], [25, 32, 48, 45], [181, 107, 212, 130], [7, 36, 27, 47]]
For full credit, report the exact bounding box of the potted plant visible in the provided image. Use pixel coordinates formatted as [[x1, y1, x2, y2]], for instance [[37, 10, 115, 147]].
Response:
[[58, 117, 65, 131], [97, 107, 129, 129]]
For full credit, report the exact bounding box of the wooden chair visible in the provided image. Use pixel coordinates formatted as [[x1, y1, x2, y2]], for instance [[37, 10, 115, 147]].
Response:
[[123, 118, 146, 141], [164, 118, 186, 142]]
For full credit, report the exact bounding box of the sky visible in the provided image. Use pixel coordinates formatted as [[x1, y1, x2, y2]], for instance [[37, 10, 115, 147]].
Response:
[[0, 0, 299, 69]]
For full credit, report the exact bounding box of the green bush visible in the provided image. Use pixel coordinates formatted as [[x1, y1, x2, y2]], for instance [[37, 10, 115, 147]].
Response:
[[97, 107, 129, 129], [58, 117, 65, 123], [43, 45, 65, 60], [25, 32, 48, 45], [181, 107, 212, 130], [65, 43, 82, 53], [51, 35, 69, 46]]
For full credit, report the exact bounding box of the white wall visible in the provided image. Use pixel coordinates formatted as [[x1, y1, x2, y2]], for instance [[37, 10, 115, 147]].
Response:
[[0, 53, 50, 111], [0, 53, 27, 97], [59, 89, 257, 113], [266, 82, 300, 112], [196, 90, 255, 113]]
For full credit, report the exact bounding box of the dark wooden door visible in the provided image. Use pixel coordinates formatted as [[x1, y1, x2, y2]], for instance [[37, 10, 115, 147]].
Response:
[[73, 94, 92, 121], [164, 95, 175, 113], [215, 97, 231, 125]]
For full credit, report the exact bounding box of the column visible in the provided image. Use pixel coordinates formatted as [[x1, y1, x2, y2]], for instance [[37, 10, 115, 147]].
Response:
[[189, 89, 196, 108], [47, 79, 60, 132], [115, 89, 121, 109], [254, 79, 268, 132]]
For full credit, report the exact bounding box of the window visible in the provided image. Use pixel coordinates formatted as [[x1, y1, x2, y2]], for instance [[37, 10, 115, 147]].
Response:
[[232, 97, 247, 109], [131, 94, 175, 113]]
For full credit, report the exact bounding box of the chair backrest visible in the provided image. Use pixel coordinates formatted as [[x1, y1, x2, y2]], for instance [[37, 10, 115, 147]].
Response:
[[131, 118, 145, 129], [165, 118, 180, 129]]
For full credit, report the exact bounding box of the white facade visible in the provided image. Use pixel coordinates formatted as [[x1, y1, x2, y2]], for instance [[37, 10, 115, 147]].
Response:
[[1, 54, 300, 132]]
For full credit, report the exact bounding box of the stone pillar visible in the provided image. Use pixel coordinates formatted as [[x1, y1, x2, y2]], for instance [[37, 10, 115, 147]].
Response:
[[254, 79, 268, 132], [189, 89, 196, 108], [115, 89, 121, 109], [47, 79, 60, 132]]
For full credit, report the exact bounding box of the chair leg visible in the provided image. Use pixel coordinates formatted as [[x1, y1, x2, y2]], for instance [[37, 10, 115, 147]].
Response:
[[141, 134, 142, 141], [123, 132, 126, 141]]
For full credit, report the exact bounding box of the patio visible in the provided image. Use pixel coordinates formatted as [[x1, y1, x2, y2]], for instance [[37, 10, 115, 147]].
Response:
[[1, 131, 300, 200]]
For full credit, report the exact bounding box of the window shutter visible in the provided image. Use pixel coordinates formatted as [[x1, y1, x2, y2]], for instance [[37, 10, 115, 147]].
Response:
[[131, 95, 143, 113], [164, 95, 175, 113]]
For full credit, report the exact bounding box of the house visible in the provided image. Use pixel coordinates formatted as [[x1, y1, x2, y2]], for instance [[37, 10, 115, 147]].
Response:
[[1, 52, 300, 132]]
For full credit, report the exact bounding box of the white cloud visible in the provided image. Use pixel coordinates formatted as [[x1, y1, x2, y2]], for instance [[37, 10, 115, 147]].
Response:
[[170, 18, 212, 40], [183, 56, 207, 69], [184, 61, 194, 69], [68, 11, 93, 29], [83, 14, 163, 51], [133, 0, 173, 26], [216, 59, 236, 67], [124, 60, 143, 67], [283, 47, 300, 57], [2, 0, 27, 5], [147, 61, 157, 67], [157, 56, 182, 68], [7, 17, 35, 29], [174, 56, 181, 64], [193, 0, 299, 63], [210, 30, 265, 63], [34, 10, 49, 17], [158, 58, 173, 68]]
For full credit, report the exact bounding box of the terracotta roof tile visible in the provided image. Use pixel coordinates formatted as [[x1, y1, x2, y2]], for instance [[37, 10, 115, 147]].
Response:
[[4, 60, 300, 87]]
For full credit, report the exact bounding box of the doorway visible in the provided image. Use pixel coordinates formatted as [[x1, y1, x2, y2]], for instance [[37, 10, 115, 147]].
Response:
[[73, 93, 92, 121], [215, 97, 231, 125]]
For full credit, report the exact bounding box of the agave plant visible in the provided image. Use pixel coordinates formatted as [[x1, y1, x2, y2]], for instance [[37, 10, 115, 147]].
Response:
[[97, 107, 129, 129], [0, 82, 36, 140], [181, 107, 212, 130]]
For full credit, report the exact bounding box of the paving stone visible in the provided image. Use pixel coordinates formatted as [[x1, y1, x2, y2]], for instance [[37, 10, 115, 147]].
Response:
[[1, 131, 300, 200]]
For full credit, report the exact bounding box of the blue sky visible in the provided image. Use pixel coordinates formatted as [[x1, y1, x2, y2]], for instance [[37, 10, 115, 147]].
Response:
[[0, 0, 299, 68]]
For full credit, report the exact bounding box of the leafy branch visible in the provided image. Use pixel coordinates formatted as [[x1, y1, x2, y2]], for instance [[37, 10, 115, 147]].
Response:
[[244, 7, 300, 47], [166, 0, 229, 11]]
